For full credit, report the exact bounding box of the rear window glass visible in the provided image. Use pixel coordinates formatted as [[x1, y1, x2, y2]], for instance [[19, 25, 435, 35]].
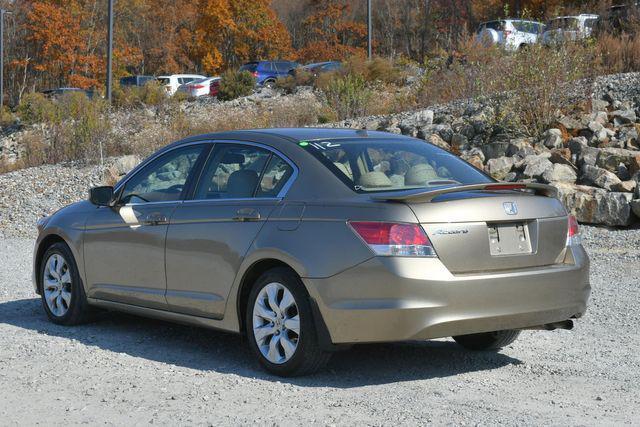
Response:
[[240, 63, 258, 72], [300, 138, 492, 193], [482, 21, 504, 31]]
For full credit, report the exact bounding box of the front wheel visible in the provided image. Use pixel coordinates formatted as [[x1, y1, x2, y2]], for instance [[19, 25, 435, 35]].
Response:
[[246, 267, 331, 376], [453, 330, 520, 351], [39, 242, 94, 325]]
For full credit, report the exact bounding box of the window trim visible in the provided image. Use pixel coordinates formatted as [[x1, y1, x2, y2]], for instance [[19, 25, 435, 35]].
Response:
[[187, 141, 298, 202]]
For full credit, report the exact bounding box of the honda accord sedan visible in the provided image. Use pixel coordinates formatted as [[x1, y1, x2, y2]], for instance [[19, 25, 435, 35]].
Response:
[[33, 128, 590, 376]]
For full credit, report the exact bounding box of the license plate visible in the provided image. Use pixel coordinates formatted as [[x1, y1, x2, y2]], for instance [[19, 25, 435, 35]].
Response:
[[487, 222, 532, 256]]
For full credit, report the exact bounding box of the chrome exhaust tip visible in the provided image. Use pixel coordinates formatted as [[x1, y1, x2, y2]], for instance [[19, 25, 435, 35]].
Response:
[[522, 320, 574, 331]]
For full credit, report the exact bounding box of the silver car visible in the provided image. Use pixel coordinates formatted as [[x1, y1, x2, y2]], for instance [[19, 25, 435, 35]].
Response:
[[33, 129, 590, 376]]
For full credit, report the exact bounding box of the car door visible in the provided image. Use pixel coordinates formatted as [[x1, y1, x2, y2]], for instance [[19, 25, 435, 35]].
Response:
[[83, 143, 209, 309], [165, 142, 296, 318]]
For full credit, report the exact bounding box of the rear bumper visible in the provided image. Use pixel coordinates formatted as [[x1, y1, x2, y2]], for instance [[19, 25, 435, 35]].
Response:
[[304, 245, 590, 344]]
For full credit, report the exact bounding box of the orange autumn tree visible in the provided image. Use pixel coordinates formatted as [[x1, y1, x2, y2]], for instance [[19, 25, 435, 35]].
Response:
[[26, 0, 103, 89], [297, 0, 367, 62], [195, 0, 292, 74]]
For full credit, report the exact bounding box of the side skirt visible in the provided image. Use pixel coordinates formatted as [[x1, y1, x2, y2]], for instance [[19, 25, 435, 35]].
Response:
[[87, 298, 239, 333]]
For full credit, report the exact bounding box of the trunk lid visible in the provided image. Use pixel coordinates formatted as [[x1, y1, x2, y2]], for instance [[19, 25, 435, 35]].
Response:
[[373, 184, 569, 274]]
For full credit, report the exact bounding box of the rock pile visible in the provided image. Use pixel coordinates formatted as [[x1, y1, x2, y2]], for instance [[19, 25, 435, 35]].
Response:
[[326, 73, 640, 226]]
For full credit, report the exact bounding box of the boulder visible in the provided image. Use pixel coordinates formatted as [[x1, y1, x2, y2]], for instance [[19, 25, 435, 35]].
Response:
[[596, 147, 639, 172], [460, 147, 485, 163], [103, 155, 141, 185], [579, 146, 600, 167], [568, 136, 588, 155], [425, 133, 450, 151], [611, 180, 637, 193], [631, 199, 640, 218], [413, 109, 434, 127], [486, 156, 515, 180], [610, 109, 637, 126], [542, 163, 577, 184], [581, 164, 622, 190], [557, 116, 582, 133], [553, 183, 635, 226], [522, 155, 553, 180], [629, 154, 640, 176], [506, 138, 534, 157], [451, 133, 469, 151], [481, 141, 510, 160], [542, 128, 564, 149]]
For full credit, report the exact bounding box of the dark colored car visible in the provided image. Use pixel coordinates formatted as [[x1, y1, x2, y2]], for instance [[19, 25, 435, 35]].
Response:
[[119, 75, 155, 87], [42, 88, 97, 99], [239, 61, 299, 87], [302, 61, 342, 77]]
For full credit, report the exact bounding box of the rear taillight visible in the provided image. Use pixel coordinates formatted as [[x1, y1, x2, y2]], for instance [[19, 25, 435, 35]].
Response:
[[566, 215, 581, 246], [252, 71, 259, 77], [348, 221, 437, 257], [503, 30, 512, 38], [191, 84, 205, 89]]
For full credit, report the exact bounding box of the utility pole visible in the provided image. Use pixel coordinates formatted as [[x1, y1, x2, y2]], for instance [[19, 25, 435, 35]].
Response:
[[106, 0, 114, 103], [0, 9, 11, 108], [367, 0, 372, 59]]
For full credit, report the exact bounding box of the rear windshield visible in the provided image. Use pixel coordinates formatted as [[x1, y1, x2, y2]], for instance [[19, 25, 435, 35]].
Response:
[[240, 63, 258, 72], [481, 21, 504, 31], [300, 138, 492, 193]]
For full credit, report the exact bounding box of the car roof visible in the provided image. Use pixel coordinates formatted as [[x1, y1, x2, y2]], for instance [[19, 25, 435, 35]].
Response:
[[166, 128, 409, 153]]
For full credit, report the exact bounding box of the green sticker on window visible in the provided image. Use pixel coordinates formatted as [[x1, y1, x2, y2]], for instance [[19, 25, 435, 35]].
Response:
[[299, 141, 309, 147]]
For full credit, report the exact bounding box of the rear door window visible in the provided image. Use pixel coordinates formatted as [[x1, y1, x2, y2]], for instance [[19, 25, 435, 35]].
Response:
[[194, 145, 272, 199], [240, 63, 258, 73]]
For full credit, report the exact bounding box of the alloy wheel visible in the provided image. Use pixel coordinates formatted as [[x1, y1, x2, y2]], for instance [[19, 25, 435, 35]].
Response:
[[43, 254, 72, 317], [252, 282, 300, 364]]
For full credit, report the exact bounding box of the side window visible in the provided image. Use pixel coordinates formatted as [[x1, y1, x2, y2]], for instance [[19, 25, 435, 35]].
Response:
[[120, 145, 204, 204], [194, 145, 271, 199], [257, 155, 294, 197]]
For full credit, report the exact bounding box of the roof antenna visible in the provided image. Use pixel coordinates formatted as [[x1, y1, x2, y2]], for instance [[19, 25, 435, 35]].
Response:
[[356, 129, 368, 137]]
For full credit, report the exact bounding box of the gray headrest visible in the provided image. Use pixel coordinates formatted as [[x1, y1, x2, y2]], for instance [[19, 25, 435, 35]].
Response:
[[227, 169, 259, 198]]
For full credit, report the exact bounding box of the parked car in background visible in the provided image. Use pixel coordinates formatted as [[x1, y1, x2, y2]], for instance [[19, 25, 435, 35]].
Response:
[[42, 88, 97, 99], [301, 61, 342, 77], [157, 74, 206, 96], [476, 19, 545, 51], [119, 75, 155, 87], [542, 14, 599, 45], [239, 61, 299, 87], [209, 78, 221, 98], [178, 77, 221, 98]]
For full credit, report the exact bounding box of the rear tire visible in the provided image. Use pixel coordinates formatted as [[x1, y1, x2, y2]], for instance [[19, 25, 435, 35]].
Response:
[[245, 267, 331, 376], [453, 330, 520, 351], [39, 242, 94, 326]]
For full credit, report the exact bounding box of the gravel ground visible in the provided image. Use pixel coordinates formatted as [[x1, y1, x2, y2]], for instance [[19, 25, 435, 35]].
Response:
[[0, 226, 638, 425]]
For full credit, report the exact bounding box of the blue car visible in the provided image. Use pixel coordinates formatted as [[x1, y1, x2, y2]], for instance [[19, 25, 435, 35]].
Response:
[[239, 61, 299, 87]]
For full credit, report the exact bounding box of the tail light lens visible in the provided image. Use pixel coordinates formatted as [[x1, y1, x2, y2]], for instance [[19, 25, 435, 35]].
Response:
[[349, 221, 437, 257], [503, 30, 512, 38], [252, 71, 259, 78], [566, 215, 581, 246]]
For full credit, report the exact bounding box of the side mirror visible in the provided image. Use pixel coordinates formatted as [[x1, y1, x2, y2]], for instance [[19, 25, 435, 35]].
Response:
[[89, 186, 114, 206]]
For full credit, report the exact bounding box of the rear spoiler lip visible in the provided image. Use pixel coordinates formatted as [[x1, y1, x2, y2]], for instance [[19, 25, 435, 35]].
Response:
[[370, 182, 558, 203]]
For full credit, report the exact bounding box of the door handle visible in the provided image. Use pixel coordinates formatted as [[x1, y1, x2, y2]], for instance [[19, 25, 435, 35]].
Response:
[[141, 212, 168, 226], [233, 208, 261, 222]]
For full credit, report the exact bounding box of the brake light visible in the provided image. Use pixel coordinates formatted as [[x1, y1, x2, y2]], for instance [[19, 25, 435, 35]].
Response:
[[566, 215, 581, 246], [252, 71, 259, 78], [349, 221, 437, 257], [504, 30, 512, 37]]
